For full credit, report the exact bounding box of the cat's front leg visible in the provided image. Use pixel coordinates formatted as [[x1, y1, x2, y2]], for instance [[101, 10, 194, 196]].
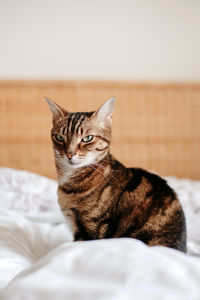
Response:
[[61, 209, 78, 237], [74, 231, 86, 242]]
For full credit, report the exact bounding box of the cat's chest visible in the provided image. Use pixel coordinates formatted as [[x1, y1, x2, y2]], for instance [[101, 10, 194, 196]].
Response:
[[57, 186, 79, 210], [57, 183, 101, 211], [58, 186, 109, 238], [58, 182, 114, 216]]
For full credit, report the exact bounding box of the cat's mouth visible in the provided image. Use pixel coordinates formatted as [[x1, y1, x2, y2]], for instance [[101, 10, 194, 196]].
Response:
[[66, 157, 78, 163], [66, 155, 95, 168], [66, 156, 86, 167], [68, 159, 80, 165]]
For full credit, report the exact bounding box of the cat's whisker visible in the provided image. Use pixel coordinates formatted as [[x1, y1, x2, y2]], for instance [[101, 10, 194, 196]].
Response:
[[109, 144, 121, 156], [91, 161, 123, 187], [89, 163, 111, 184]]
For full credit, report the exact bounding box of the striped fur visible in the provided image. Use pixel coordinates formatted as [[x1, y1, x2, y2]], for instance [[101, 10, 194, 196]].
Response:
[[46, 98, 187, 252]]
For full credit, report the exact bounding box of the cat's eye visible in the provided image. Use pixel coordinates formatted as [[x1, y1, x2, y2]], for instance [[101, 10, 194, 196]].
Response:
[[54, 134, 65, 143], [82, 135, 94, 143]]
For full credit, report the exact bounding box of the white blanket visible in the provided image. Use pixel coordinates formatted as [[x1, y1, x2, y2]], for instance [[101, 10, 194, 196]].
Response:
[[0, 167, 200, 300]]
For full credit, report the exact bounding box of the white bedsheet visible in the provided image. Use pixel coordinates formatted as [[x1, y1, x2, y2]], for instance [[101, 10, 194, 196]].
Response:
[[0, 167, 200, 300]]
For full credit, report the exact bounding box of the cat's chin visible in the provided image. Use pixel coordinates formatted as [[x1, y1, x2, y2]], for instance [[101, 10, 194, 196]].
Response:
[[67, 160, 85, 169]]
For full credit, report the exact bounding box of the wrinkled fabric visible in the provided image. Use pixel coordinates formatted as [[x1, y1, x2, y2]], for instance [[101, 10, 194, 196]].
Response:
[[0, 167, 200, 300]]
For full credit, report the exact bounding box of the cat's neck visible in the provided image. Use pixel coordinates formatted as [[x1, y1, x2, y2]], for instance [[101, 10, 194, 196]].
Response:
[[57, 153, 112, 186]]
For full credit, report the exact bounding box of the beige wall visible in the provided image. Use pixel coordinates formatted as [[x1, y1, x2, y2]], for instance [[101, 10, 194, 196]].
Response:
[[0, 0, 200, 81]]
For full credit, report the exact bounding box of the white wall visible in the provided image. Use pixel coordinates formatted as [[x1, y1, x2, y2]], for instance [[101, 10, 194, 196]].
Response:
[[0, 0, 200, 81]]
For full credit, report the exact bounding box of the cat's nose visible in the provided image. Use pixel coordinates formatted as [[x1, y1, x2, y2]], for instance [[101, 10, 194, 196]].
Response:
[[66, 152, 75, 160]]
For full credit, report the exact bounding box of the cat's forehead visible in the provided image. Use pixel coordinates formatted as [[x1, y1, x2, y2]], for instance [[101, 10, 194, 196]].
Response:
[[54, 111, 96, 135]]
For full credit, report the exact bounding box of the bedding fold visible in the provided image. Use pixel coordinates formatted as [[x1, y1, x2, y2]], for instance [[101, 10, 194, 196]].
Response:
[[0, 167, 200, 299]]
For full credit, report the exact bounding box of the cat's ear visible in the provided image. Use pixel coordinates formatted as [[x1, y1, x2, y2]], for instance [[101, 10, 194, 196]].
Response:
[[94, 97, 116, 127], [45, 97, 68, 123]]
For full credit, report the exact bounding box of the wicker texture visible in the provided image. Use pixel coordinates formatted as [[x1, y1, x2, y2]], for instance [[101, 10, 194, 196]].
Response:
[[0, 81, 199, 179]]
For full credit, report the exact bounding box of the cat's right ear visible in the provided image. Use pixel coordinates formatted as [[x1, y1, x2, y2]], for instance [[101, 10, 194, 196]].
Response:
[[45, 97, 68, 123]]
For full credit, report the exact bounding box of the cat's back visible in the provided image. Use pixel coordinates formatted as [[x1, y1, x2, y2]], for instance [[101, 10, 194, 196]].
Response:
[[127, 167, 176, 200], [116, 167, 187, 252]]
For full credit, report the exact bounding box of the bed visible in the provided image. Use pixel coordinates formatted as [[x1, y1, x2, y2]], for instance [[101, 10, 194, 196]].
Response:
[[0, 81, 200, 299], [0, 167, 200, 299]]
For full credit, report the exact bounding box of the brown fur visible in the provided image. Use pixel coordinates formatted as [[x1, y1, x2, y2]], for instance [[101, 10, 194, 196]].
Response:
[[46, 97, 187, 252]]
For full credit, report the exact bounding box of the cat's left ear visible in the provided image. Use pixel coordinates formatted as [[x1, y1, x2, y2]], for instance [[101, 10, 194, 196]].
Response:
[[94, 97, 116, 127]]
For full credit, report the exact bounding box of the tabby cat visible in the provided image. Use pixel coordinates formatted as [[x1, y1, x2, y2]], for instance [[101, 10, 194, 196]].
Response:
[[46, 97, 186, 252]]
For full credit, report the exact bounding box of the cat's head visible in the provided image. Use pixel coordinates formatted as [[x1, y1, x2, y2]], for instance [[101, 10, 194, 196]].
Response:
[[46, 97, 115, 169]]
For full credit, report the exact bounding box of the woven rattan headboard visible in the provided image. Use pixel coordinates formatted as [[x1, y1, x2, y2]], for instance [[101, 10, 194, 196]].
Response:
[[0, 81, 199, 179]]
